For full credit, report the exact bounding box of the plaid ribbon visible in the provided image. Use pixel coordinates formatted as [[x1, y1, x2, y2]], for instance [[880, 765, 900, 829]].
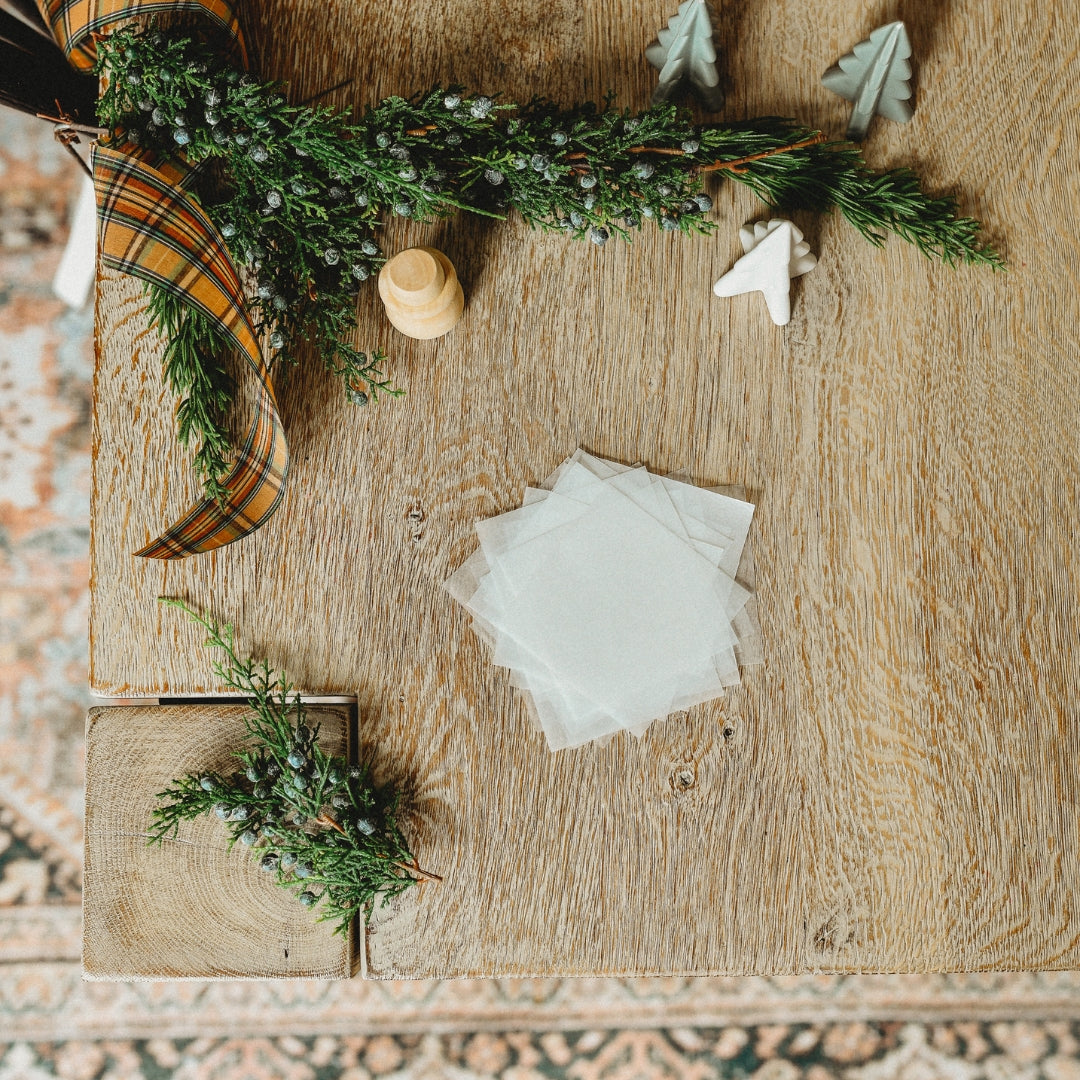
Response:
[[93, 144, 288, 558], [37, 0, 247, 71], [38, 0, 291, 559]]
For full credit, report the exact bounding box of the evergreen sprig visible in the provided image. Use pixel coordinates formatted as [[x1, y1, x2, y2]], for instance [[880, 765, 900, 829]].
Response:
[[151, 597, 436, 934], [95, 26, 1001, 501], [146, 288, 234, 498]]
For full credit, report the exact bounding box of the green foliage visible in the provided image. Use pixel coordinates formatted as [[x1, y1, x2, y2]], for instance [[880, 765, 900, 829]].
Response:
[[145, 288, 233, 499], [708, 117, 998, 265], [151, 598, 431, 934], [96, 26, 1001, 500]]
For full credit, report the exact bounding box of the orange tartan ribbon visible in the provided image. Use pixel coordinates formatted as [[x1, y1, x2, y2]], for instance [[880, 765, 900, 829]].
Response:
[[38, 0, 288, 559], [36, 0, 247, 71], [93, 145, 288, 557]]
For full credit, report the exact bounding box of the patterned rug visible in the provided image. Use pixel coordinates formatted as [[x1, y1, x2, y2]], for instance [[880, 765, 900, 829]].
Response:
[[2, 109, 1079, 1079]]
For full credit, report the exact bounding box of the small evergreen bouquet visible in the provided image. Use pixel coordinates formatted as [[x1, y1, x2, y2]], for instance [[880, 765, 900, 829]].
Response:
[[150, 598, 438, 933]]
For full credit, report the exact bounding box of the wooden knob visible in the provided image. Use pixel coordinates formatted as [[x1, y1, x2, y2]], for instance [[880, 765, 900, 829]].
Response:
[[378, 246, 464, 340], [384, 248, 445, 306]]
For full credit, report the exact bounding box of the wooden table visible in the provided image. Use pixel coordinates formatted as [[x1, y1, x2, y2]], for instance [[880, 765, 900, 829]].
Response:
[[90, 0, 1080, 977]]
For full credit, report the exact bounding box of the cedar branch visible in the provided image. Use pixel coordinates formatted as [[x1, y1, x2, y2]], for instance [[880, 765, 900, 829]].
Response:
[[697, 133, 829, 173]]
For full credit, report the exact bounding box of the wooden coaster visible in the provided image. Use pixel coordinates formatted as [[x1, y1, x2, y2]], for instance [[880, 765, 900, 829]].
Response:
[[83, 704, 352, 980]]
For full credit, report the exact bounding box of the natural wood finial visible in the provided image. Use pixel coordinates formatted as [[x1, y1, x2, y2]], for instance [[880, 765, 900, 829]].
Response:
[[378, 246, 464, 339]]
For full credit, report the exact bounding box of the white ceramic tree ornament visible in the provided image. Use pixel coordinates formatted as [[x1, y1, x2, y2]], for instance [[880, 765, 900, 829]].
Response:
[[645, 0, 724, 111], [822, 21, 914, 141], [712, 220, 817, 326]]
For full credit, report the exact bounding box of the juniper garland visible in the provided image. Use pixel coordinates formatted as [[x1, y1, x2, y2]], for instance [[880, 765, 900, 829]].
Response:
[[96, 25, 1001, 499], [150, 597, 437, 934]]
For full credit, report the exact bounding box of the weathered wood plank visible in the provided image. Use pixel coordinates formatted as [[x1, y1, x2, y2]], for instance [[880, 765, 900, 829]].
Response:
[[91, 0, 1080, 975], [83, 705, 352, 979]]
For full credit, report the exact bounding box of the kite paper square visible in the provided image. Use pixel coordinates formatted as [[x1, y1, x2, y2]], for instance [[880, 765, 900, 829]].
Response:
[[445, 452, 761, 750]]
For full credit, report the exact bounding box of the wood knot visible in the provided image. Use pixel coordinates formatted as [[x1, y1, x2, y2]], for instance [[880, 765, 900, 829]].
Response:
[[669, 763, 697, 794], [813, 912, 856, 953], [405, 502, 425, 543]]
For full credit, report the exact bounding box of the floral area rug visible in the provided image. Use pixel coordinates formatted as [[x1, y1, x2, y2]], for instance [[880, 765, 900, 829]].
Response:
[[2, 109, 1080, 1079]]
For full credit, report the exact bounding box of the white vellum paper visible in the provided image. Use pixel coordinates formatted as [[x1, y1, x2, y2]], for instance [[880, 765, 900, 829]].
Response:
[[445, 451, 761, 750]]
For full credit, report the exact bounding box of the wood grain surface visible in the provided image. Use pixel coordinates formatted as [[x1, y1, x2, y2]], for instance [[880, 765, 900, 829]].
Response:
[[90, 0, 1080, 975], [83, 705, 351, 979]]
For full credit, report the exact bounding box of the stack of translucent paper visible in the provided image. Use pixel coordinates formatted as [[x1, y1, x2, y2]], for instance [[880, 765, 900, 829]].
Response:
[[445, 451, 762, 751]]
